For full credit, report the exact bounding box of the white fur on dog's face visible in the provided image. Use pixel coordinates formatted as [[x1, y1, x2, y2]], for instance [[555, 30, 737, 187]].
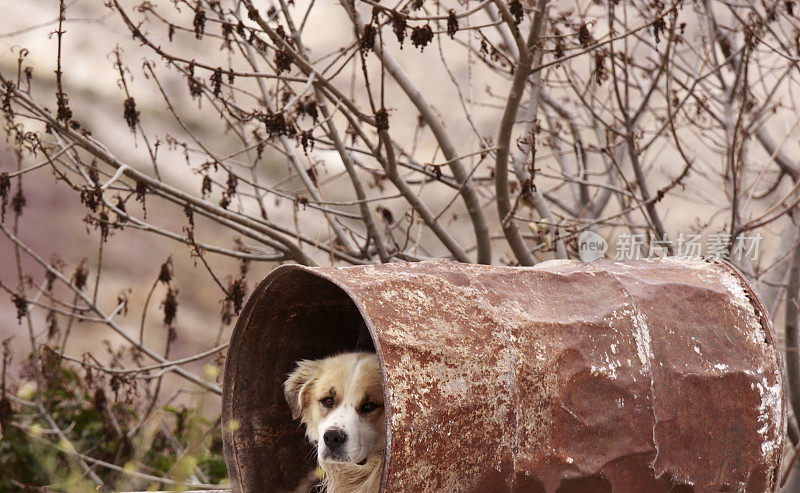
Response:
[[284, 352, 385, 467]]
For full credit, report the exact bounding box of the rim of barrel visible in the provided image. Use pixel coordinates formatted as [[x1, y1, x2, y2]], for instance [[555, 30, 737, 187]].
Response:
[[221, 264, 391, 492], [711, 259, 776, 345], [710, 258, 786, 489]]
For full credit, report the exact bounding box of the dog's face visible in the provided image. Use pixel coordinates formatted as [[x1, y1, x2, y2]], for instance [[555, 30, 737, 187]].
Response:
[[284, 352, 385, 466]]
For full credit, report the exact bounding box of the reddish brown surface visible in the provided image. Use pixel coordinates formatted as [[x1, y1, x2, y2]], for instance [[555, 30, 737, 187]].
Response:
[[222, 258, 784, 492]]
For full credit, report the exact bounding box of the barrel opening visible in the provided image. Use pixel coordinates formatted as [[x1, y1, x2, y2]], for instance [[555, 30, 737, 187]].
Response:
[[224, 267, 375, 490]]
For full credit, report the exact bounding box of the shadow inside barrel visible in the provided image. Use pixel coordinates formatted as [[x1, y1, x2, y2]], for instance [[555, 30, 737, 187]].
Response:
[[221, 268, 374, 492]]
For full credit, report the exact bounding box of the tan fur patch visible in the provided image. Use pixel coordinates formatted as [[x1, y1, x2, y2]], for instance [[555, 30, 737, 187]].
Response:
[[284, 352, 385, 493]]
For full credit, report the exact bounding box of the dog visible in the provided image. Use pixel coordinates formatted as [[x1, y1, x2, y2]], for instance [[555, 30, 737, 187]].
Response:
[[284, 352, 385, 493]]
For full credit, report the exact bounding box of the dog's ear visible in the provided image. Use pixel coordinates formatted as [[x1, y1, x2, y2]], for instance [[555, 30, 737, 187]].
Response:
[[284, 359, 322, 420]]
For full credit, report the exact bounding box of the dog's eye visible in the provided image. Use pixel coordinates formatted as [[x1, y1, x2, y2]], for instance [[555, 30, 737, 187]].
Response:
[[359, 402, 379, 414], [320, 396, 334, 408]]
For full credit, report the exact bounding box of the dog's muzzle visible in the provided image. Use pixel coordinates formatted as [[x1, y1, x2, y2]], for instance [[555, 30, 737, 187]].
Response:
[[323, 428, 348, 457]]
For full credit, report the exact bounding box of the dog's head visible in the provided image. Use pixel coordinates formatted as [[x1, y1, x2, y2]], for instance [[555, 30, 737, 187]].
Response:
[[284, 352, 385, 466]]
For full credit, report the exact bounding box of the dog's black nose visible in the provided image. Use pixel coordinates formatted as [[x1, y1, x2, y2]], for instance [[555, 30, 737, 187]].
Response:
[[323, 428, 347, 451]]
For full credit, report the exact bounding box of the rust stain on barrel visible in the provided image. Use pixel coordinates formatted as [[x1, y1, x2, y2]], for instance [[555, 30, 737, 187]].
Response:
[[222, 258, 785, 492]]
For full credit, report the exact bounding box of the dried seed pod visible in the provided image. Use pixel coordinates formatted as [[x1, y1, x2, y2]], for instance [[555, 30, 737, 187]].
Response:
[[11, 294, 27, 322], [193, 7, 206, 39], [56, 91, 72, 123], [72, 261, 88, 291], [158, 257, 173, 284], [123, 97, 139, 132], [392, 12, 407, 47], [300, 130, 314, 155], [410, 24, 433, 51], [0, 172, 10, 221], [201, 175, 212, 198], [161, 286, 178, 327], [578, 22, 593, 47], [210, 68, 223, 97], [275, 48, 292, 74], [447, 10, 458, 39], [361, 24, 377, 53], [375, 108, 389, 131], [509, 0, 524, 25]]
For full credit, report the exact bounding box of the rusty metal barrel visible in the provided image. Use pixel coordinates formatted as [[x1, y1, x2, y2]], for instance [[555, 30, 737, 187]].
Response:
[[221, 258, 785, 492]]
